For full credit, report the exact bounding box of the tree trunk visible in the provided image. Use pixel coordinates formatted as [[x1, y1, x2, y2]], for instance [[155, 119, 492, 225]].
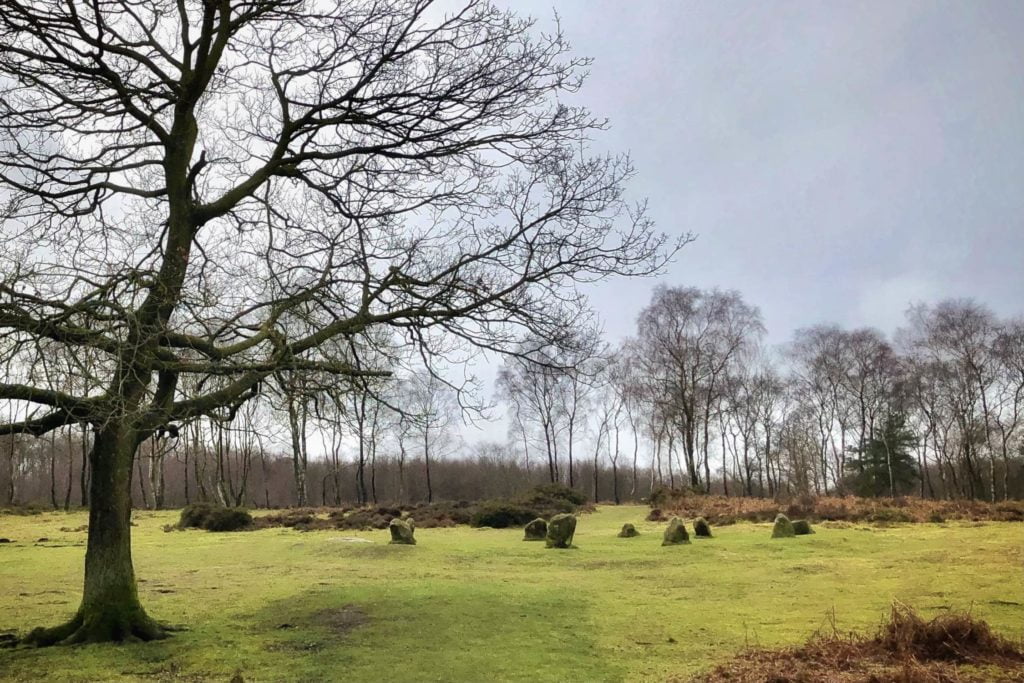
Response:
[[64, 428, 74, 511], [611, 460, 620, 504], [424, 427, 434, 504], [24, 426, 165, 645], [79, 426, 90, 507], [49, 430, 58, 509]]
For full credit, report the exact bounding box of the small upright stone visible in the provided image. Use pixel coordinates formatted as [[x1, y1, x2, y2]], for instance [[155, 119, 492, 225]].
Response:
[[388, 518, 416, 545], [771, 513, 796, 539], [662, 517, 690, 545], [545, 513, 577, 549], [523, 518, 547, 541], [792, 519, 814, 535], [618, 523, 640, 538], [693, 517, 713, 538]]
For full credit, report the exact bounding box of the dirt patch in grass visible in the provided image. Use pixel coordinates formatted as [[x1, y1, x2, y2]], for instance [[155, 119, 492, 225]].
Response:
[[313, 605, 370, 635], [266, 605, 369, 655], [691, 603, 1024, 682]]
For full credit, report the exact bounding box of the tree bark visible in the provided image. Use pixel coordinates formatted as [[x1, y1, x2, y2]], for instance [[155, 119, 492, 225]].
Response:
[[79, 426, 90, 508], [24, 426, 165, 645]]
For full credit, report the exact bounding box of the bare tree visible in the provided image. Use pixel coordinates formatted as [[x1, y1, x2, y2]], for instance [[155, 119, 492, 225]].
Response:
[[0, 0, 674, 644], [632, 286, 763, 491], [405, 371, 458, 503]]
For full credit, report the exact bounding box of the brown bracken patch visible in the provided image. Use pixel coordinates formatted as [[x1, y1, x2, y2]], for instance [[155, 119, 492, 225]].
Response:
[[689, 603, 1024, 683], [651, 491, 1024, 526]]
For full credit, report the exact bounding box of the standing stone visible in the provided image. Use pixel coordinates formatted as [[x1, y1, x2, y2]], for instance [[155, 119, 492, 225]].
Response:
[[792, 519, 814, 535], [545, 513, 577, 549], [524, 518, 547, 541], [388, 518, 416, 545], [771, 513, 796, 539], [662, 517, 690, 545], [618, 523, 640, 538], [693, 517, 713, 538]]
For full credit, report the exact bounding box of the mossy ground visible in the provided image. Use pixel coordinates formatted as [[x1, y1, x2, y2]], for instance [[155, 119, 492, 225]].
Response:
[[1, 506, 1021, 682]]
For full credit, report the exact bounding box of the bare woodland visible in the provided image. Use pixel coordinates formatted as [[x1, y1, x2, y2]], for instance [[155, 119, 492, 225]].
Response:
[[0, 0, 1021, 648]]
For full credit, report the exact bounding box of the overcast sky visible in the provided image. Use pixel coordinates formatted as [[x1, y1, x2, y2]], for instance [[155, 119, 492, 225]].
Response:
[[462, 0, 1024, 438], [492, 0, 1024, 346]]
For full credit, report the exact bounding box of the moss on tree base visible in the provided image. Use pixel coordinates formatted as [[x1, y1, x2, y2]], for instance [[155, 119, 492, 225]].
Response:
[[23, 607, 171, 646]]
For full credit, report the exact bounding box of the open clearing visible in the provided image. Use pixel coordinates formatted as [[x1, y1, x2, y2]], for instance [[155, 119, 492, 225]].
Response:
[[1, 505, 1022, 682]]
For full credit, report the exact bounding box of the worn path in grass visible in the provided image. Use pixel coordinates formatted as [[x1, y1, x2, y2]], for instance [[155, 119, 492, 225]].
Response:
[[1, 506, 1021, 682]]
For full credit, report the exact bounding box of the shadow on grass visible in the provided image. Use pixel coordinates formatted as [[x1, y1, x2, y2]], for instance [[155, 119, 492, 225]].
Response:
[[243, 580, 617, 682]]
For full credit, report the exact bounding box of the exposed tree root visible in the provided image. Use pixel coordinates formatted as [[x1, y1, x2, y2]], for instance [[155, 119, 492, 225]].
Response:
[[22, 608, 171, 647]]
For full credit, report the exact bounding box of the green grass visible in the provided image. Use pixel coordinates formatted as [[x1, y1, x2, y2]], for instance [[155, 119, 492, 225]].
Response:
[[1, 506, 1022, 682]]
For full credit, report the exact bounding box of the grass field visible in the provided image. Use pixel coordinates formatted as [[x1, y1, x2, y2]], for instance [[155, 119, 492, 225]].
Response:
[[1, 505, 1022, 682]]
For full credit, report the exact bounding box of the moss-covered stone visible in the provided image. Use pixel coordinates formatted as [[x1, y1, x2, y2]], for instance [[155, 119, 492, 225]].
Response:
[[617, 523, 640, 538], [545, 513, 576, 549], [523, 518, 547, 541], [693, 517, 713, 538], [662, 517, 690, 545], [772, 513, 796, 538], [388, 518, 416, 545], [792, 519, 814, 535]]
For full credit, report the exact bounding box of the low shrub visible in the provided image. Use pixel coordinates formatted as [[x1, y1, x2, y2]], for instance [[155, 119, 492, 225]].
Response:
[[471, 502, 538, 528], [524, 482, 587, 508], [698, 603, 1023, 682], [658, 494, 1024, 525], [646, 508, 665, 522], [202, 507, 253, 532], [179, 502, 217, 529], [867, 507, 913, 524]]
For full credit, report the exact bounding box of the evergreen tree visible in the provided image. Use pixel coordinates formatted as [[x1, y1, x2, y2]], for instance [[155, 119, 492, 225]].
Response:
[[846, 413, 918, 497]]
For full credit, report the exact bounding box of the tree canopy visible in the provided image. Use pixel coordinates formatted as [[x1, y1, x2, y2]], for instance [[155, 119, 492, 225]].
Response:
[[0, 0, 676, 645]]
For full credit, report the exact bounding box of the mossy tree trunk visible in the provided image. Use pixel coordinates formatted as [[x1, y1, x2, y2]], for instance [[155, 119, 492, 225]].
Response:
[[25, 424, 166, 645]]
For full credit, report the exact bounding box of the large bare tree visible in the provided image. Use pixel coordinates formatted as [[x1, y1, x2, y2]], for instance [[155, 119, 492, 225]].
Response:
[[0, 0, 675, 644]]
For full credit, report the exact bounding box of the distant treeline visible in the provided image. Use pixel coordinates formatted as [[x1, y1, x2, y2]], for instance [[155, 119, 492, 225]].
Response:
[[3, 428, 1021, 510], [4, 293, 1024, 510]]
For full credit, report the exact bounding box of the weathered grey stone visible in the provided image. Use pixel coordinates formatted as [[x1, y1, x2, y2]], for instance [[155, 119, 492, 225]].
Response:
[[523, 518, 547, 541], [388, 517, 416, 545], [771, 513, 796, 538], [617, 523, 640, 538], [693, 517, 713, 538], [792, 519, 814, 535], [545, 513, 577, 549], [661, 517, 690, 545]]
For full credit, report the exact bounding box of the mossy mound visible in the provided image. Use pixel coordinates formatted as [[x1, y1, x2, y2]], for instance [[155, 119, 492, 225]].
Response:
[[545, 513, 576, 549], [771, 513, 796, 538], [523, 518, 547, 541], [792, 519, 814, 535], [662, 517, 690, 545], [204, 508, 253, 532], [179, 503, 252, 532], [617, 523, 640, 538], [178, 502, 218, 529], [388, 518, 416, 545], [693, 517, 713, 538], [471, 502, 538, 529]]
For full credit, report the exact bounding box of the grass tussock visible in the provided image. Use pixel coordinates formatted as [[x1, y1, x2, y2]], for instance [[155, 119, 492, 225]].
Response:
[[652, 490, 1024, 526], [694, 603, 1024, 682]]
